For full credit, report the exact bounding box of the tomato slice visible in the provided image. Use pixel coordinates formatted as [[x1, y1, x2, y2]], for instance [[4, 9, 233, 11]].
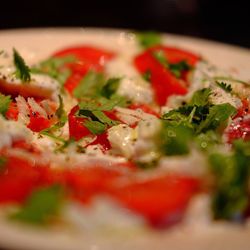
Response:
[[5, 102, 19, 121], [53, 46, 115, 93], [134, 46, 200, 106], [109, 174, 199, 227]]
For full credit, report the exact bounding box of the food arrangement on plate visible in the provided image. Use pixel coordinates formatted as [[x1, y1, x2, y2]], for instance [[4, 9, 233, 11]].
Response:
[[0, 29, 250, 249]]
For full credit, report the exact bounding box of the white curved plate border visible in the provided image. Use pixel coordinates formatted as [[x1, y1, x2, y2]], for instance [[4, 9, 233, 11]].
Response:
[[0, 27, 250, 250]]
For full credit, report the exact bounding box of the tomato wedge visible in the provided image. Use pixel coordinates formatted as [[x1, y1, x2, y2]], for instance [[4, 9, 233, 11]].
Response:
[[109, 174, 199, 227], [52, 46, 115, 94], [134, 46, 200, 106]]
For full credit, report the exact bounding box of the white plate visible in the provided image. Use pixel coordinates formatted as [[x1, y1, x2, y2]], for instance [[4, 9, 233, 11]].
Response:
[[0, 28, 250, 250]]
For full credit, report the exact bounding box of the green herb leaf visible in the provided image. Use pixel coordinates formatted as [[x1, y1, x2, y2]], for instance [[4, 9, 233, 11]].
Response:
[[142, 70, 152, 82], [73, 71, 105, 99], [153, 50, 192, 78], [0, 156, 7, 173], [209, 140, 250, 220], [13, 48, 31, 82], [84, 120, 107, 135], [92, 110, 118, 126], [216, 81, 233, 93], [10, 185, 64, 225], [31, 56, 75, 85], [189, 88, 211, 106], [136, 32, 162, 49], [0, 93, 11, 117], [159, 123, 193, 156], [101, 78, 121, 99], [197, 103, 236, 133], [169, 61, 192, 78]]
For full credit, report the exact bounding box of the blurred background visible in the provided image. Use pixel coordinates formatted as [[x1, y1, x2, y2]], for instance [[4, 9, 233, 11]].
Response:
[[0, 0, 249, 48]]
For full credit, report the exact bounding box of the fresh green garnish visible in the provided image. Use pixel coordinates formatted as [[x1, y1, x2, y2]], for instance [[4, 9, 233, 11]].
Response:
[[84, 120, 107, 135], [196, 103, 236, 133], [31, 56, 75, 85], [161, 88, 236, 155], [142, 70, 152, 82], [153, 50, 192, 78], [10, 185, 64, 225], [0, 93, 11, 117], [55, 95, 67, 122], [168, 61, 192, 78], [159, 124, 193, 156], [13, 48, 31, 82], [73, 71, 105, 99], [101, 78, 121, 99], [0, 156, 7, 173], [216, 81, 233, 93], [136, 32, 162, 49], [213, 76, 250, 86], [209, 140, 250, 221]]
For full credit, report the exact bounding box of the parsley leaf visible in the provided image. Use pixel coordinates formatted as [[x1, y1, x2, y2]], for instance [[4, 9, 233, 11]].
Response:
[[0, 93, 11, 117], [136, 32, 162, 49], [216, 81, 233, 93], [31, 56, 75, 85], [209, 140, 250, 221], [196, 103, 236, 133], [159, 123, 193, 156], [101, 78, 121, 99], [84, 120, 107, 135], [10, 185, 64, 225], [189, 88, 211, 106], [13, 48, 31, 82], [153, 50, 192, 78], [73, 71, 105, 99], [0, 156, 7, 173]]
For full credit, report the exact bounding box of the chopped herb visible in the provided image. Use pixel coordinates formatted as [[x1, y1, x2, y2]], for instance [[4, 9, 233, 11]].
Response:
[[142, 70, 152, 82], [196, 103, 236, 133], [0, 156, 7, 173], [136, 31, 162, 48], [216, 81, 233, 93], [13, 48, 31, 82], [55, 95, 67, 122], [169, 60, 192, 78], [0, 93, 11, 117], [209, 140, 250, 221], [153, 50, 168, 68], [159, 123, 193, 156], [84, 120, 107, 135], [31, 56, 75, 85], [153, 50, 192, 78], [10, 185, 64, 225], [189, 88, 211, 106], [213, 76, 250, 86], [73, 71, 105, 99], [101, 78, 121, 99]]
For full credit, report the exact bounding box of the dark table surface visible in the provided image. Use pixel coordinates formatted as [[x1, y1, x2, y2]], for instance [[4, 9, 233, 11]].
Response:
[[0, 0, 249, 48]]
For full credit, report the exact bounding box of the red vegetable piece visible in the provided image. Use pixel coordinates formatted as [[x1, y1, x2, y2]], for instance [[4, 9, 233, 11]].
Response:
[[109, 174, 199, 227], [134, 46, 200, 106]]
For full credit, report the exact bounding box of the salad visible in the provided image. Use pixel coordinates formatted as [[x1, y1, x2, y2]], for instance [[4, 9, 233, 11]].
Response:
[[0, 30, 250, 234]]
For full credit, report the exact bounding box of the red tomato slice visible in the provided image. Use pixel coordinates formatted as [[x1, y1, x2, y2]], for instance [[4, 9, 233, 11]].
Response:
[[134, 46, 200, 106], [53, 46, 115, 93], [5, 102, 19, 121], [109, 174, 199, 227]]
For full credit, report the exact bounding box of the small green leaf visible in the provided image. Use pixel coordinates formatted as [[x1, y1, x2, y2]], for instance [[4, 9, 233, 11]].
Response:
[[169, 60, 192, 78], [216, 81, 233, 93], [10, 185, 64, 225], [136, 32, 162, 49], [0, 93, 11, 117], [142, 70, 152, 82], [152, 50, 168, 68], [73, 71, 105, 99], [0, 156, 7, 173], [101, 78, 121, 99], [84, 120, 107, 135], [190, 88, 212, 106], [197, 103, 236, 133], [92, 110, 118, 126], [31, 56, 75, 85], [13, 48, 31, 82]]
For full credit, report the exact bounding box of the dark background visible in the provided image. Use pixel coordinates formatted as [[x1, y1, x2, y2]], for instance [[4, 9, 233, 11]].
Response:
[[0, 0, 249, 48]]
